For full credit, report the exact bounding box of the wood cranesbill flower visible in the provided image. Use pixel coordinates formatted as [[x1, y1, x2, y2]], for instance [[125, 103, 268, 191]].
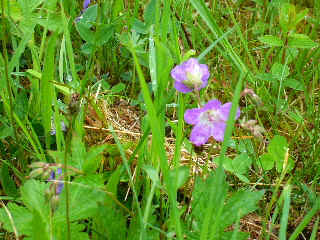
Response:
[[171, 58, 210, 93], [184, 100, 240, 146]]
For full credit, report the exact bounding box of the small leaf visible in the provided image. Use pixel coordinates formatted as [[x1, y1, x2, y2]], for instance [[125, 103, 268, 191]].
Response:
[[284, 78, 304, 91], [271, 63, 289, 78], [267, 135, 289, 173], [287, 34, 318, 49], [111, 83, 126, 94], [259, 153, 274, 171], [258, 35, 283, 47]]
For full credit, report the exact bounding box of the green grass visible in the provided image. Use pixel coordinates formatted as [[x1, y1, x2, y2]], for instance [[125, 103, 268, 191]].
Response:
[[0, 0, 319, 239]]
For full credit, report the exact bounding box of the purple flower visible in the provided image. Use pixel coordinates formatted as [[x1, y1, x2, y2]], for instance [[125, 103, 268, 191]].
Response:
[[184, 100, 240, 146], [171, 58, 210, 93], [83, 0, 91, 9], [48, 168, 64, 195]]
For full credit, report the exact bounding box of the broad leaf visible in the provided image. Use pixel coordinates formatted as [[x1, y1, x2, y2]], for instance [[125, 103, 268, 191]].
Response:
[[258, 35, 283, 47], [287, 34, 318, 49]]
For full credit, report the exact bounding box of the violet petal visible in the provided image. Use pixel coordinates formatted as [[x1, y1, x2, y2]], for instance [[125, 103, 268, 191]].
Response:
[[219, 102, 241, 121], [56, 182, 64, 195], [171, 65, 187, 83], [212, 122, 226, 142], [184, 108, 204, 125], [199, 64, 210, 88], [174, 81, 192, 93], [83, 0, 91, 9], [203, 99, 222, 111], [189, 123, 213, 146]]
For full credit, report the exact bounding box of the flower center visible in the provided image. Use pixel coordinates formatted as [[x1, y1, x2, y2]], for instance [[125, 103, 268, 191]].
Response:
[[184, 73, 203, 88], [200, 109, 222, 124]]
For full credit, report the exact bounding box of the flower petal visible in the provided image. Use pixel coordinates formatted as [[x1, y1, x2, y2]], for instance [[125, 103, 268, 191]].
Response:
[[203, 99, 222, 111], [219, 102, 241, 121], [189, 123, 213, 146], [174, 81, 192, 93], [212, 122, 226, 142], [199, 64, 210, 89], [171, 65, 187, 83], [184, 108, 204, 125], [83, 0, 91, 9], [182, 58, 200, 75]]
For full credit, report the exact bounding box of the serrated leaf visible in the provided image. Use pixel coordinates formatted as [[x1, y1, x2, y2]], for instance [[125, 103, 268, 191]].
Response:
[[55, 175, 105, 222], [20, 180, 49, 216], [221, 190, 265, 228], [288, 34, 318, 49], [258, 35, 283, 47], [83, 144, 107, 174]]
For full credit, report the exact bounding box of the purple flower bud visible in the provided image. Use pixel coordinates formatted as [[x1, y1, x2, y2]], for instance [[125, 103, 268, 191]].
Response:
[[184, 100, 240, 146], [171, 58, 210, 93], [48, 168, 64, 195], [83, 0, 91, 9]]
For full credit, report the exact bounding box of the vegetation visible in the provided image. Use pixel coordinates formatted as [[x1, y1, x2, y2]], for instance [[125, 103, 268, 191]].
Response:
[[0, 0, 319, 239]]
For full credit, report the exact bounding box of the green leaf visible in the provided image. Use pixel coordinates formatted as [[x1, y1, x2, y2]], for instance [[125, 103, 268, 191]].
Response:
[[95, 24, 114, 46], [20, 180, 49, 216], [287, 34, 318, 49], [259, 153, 274, 171], [168, 166, 190, 190], [78, 4, 97, 28], [83, 145, 107, 174], [284, 78, 304, 91], [221, 190, 265, 228], [267, 135, 294, 173], [271, 62, 290, 79], [111, 82, 126, 94], [279, 3, 297, 33], [191, 171, 228, 231], [143, 165, 160, 184], [223, 153, 252, 175], [76, 21, 94, 43], [41, 34, 57, 148], [294, 8, 308, 26], [55, 175, 105, 222], [258, 35, 283, 47], [0, 203, 33, 236], [71, 134, 86, 170], [0, 164, 18, 197], [144, 0, 156, 27], [112, 0, 124, 18]]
